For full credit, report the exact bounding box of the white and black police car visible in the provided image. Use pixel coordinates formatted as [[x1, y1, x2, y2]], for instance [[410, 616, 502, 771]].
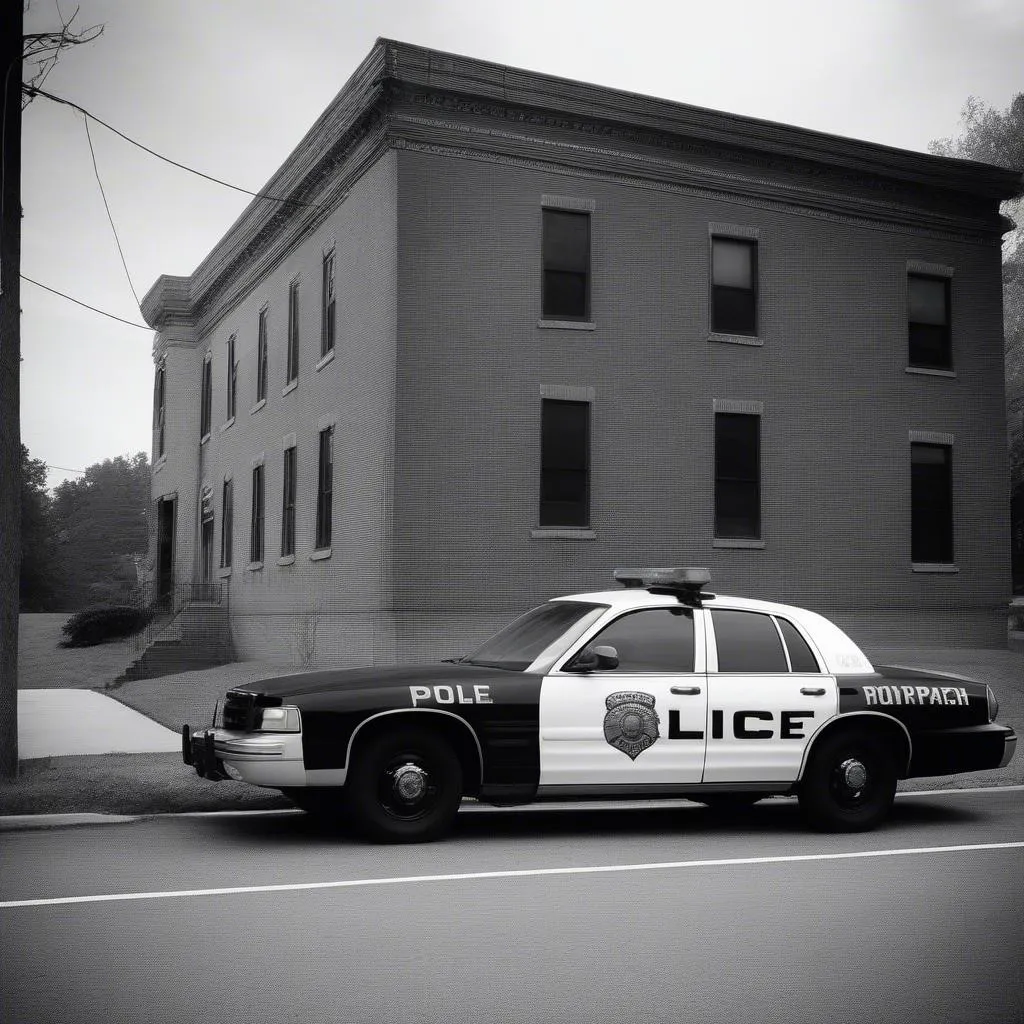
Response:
[[183, 568, 1016, 842]]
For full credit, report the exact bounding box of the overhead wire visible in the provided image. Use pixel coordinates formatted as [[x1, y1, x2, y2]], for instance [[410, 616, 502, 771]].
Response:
[[21, 275, 151, 329]]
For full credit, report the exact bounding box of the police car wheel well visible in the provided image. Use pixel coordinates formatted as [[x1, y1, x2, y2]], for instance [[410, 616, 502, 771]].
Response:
[[805, 715, 911, 778], [349, 713, 483, 797]]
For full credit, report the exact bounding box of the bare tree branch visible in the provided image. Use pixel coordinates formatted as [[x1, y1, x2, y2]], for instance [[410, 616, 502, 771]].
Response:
[[21, 3, 103, 108]]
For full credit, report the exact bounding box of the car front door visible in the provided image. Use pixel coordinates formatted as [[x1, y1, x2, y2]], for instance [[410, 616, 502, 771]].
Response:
[[701, 607, 838, 783], [538, 605, 708, 788]]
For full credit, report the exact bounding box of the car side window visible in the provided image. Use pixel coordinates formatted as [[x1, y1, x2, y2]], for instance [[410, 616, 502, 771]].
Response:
[[776, 617, 820, 672], [586, 608, 695, 672], [711, 609, 788, 673]]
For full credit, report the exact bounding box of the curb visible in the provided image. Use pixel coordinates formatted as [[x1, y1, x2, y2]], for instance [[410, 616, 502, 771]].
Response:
[[0, 813, 141, 833]]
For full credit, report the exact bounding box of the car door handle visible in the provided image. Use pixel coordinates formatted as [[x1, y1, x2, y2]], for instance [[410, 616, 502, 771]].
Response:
[[670, 686, 702, 695], [800, 687, 826, 696]]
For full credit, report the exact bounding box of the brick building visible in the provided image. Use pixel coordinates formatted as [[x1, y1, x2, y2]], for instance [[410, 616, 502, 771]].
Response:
[[142, 39, 1023, 666]]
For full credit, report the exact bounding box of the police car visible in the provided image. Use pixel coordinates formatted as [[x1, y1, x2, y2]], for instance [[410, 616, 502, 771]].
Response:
[[183, 568, 1016, 842]]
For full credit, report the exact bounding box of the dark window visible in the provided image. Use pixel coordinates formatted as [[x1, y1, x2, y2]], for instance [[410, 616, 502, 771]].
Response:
[[256, 308, 268, 403], [582, 608, 695, 673], [226, 335, 237, 421], [540, 399, 590, 527], [711, 609, 788, 673], [153, 362, 166, 458], [912, 443, 953, 563], [462, 601, 606, 672], [712, 237, 757, 336], [715, 413, 760, 539], [321, 251, 336, 357], [200, 357, 212, 438], [776, 618, 820, 672], [315, 426, 333, 549], [250, 464, 264, 564], [200, 487, 214, 582], [281, 446, 296, 557], [908, 275, 951, 370], [287, 280, 300, 383], [542, 208, 590, 320], [220, 478, 233, 568]]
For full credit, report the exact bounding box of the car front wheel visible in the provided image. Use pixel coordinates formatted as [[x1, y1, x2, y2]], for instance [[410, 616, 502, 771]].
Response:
[[345, 727, 463, 843], [798, 730, 896, 832]]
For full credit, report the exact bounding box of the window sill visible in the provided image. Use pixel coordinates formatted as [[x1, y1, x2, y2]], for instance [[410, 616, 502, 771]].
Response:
[[531, 528, 596, 540], [310, 547, 332, 561], [277, 554, 295, 566], [537, 319, 596, 331], [316, 350, 335, 372], [153, 455, 167, 474], [708, 332, 763, 347], [911, 563, 958, 574], [713, 538, 765, 549], [217, 567, 233, 578], [220, 417, 235, 433], [248, 560, 263, 571], [282, 379, 298, 396], [250, 399, 266, 415], [200, 432, 211, 446], [906, 366, 956, 379]]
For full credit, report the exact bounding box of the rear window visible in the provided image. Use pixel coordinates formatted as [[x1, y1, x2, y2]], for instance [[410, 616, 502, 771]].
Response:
[[776, 617, 820, 672]]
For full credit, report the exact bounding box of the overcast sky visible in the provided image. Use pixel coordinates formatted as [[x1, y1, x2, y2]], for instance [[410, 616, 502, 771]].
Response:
[[20, 0, 1024, 490]]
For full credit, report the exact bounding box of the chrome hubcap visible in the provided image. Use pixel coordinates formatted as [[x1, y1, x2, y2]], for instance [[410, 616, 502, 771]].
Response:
[[392, 763, 429, 803], [840, 758, 868, 791]]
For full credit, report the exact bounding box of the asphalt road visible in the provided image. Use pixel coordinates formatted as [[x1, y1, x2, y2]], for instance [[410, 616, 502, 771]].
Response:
[[2, 789, 1022, 1024]]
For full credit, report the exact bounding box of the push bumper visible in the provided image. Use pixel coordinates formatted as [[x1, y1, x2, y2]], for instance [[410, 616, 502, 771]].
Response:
[[182, 725, 306, 787]]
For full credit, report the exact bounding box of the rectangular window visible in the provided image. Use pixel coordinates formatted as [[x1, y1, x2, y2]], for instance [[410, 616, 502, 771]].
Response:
[[220, 478, 233, 568], [153, 362, 166, 459], [715, 413, 760, 539], [200, 357, 212, 438], [250, 464, 264, 564], [315, 427, 333, 549], [287, 280, 300, 383], [542, 209, 590, 320], [711, 237, 758, 336], [281, 446, 296, 557], [226, 334, 237, 421], [540, 399, 590, 527], [256, 308, 268, 402], [908, 274, 951, 369], [321, 251, 336, 357], [911, 443, 953, 563]]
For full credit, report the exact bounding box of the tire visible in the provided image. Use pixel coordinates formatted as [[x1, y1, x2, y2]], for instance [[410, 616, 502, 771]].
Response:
[[798, 730, 896, 832], [345, 727, 463, 843]]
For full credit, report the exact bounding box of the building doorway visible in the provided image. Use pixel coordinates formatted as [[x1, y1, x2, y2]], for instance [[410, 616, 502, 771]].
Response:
[[156, 497, 175, 607]]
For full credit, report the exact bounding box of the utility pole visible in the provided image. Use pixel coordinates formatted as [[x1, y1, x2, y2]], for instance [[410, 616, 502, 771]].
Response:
[[0, 2, 24, 779]]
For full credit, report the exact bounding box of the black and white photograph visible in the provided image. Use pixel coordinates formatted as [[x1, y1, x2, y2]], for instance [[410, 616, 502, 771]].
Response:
[[1, 2, 1022, 1022]]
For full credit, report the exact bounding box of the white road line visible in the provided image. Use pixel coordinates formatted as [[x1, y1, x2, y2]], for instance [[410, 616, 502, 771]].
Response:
[[2, 840, 1023, 910]]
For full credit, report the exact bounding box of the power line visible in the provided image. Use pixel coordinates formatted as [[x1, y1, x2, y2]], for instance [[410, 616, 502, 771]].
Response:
[[21, 274, 151, 329], [24, 84, 324, 210], [46, 464, 86, 475], [83, 114, 140, 308]]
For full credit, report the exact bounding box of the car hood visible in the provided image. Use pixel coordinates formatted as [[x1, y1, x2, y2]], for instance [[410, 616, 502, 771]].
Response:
[[230, 662, 522, 697]]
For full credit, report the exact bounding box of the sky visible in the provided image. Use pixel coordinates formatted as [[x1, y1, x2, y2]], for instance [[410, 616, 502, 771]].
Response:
[[19, 0, 1024, 491]]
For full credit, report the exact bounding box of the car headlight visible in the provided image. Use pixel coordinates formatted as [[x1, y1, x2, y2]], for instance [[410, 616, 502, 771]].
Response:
[[257, 706, 301, 733], [986, 686, 999, 723]]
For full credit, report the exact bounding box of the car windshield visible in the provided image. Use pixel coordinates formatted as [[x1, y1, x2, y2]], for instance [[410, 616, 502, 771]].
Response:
[[460, 601, 607, 671]]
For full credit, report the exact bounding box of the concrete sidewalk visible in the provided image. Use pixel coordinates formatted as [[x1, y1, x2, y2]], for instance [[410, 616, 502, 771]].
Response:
[[17, 690, 182, 759]]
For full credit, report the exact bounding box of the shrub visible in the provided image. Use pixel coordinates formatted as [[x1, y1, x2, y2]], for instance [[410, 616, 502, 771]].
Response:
[[60, 604, 155, 647]]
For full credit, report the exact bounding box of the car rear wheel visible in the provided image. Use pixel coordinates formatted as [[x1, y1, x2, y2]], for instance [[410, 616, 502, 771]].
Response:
[[345, 727, 463, 843], [798, 730, 896, 832]]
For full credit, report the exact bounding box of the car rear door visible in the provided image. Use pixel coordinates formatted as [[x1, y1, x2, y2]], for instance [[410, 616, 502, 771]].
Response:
[[701, 607, 837, 783]]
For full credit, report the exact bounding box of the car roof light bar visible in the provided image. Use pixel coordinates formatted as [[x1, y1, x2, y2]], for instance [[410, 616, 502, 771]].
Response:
[[613, 567, 713, 606]]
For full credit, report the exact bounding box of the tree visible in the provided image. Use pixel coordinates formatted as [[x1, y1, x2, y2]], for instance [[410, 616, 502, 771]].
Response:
[[21, 2, 103, 108], [50, 453, 150, 609], [930, 94, 1024, 588], [19, 446, 58, 611]]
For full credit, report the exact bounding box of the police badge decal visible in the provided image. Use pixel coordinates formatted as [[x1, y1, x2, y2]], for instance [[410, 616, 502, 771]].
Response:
[[604, 691, 660, 760]]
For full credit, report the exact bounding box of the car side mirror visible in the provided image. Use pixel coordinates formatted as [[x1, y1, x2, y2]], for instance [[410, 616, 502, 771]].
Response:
[[567, 645, 619, 672]]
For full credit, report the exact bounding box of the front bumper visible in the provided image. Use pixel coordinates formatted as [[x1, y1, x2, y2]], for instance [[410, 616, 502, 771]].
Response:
[[182, 725, 306, 787], [906, 723, 1016, 778]]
